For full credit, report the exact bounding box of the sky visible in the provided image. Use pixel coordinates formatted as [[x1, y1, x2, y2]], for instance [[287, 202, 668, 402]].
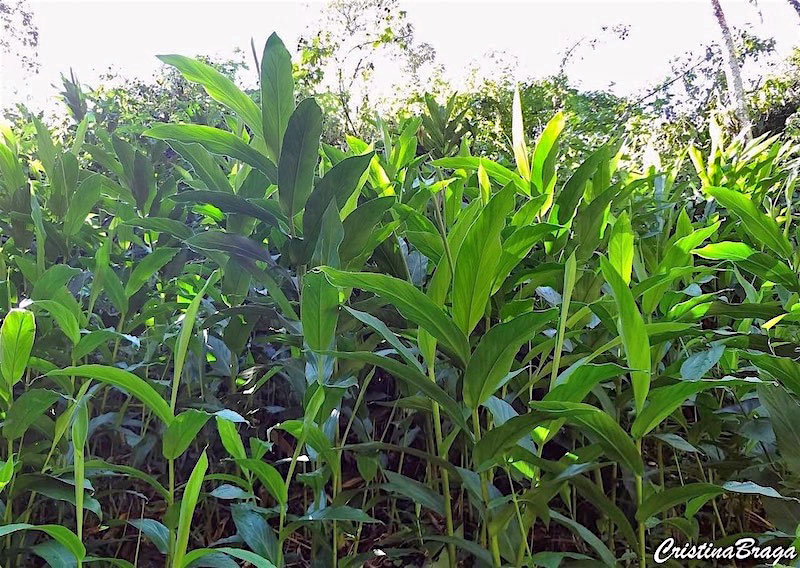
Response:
[[1, 0, 799, 112]]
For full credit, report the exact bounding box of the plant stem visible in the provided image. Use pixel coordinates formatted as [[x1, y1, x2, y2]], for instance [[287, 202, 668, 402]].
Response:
[[472, 408, 501, 567], [428, 364, 456, 568], [635, 438, 645, 568]]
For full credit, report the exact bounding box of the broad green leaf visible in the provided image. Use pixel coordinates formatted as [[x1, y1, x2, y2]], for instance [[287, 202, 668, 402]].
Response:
[[173, 449, 208, 568], [125, 248, 179, 298], [492, 223, 559, 294], [327, 350, 469, 435], [216, 416, 247, 461], [530, 401, 643, 475], [707, 186, 793, 259], [0, 308, 35, 391], [30, 300, 80, 345], [302, 152, 373, 258], [432, 157, 527, 195], [742, 351, 800, 396], [680, 345, 725, 381], [260, 33, 295, 162], [343, 306, 423, 372], [159, 54, 262, 137], [144, 124, 276, 180], [278, 98, 322, 219], [172, 190, 282, 226], [636, 483, 723, 521], [383, 470, 444, 515], [549, 511, 616, 567], [235, 458, 287, 506], [545, 361, 628, 404], [162, 409, 212, 460], [166, 141, 232, 192], [123, 217, 194, 241], [511, 86, 530, 181], [172, 271, 220, 409], [600, 256, 650, 414], [463, 309, 556, 409], [453, 183, 515, 335], [608, 211, 633, 284], [321, 268, 469, 366], [3, 388, 61, 440], [182, 547, 276, 568], [0, 524, 85, 561], [758, 384, 800, 470], [186, 231, 272, 265], [693, 242, 799, 292], [128, 519, 169, 555], [301, 270, 339, 353], [49, 365, 173, 425], [531, 112, 565, 196], [64, 174, 104, 236], [631, 378, 748, 439]]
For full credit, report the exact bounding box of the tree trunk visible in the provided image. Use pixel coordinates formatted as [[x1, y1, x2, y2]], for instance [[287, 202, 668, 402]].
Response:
[[710, 0, 752, 138]]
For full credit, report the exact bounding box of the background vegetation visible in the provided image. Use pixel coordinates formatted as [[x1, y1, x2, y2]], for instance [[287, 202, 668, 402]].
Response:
[[1, 1, 800, 566]]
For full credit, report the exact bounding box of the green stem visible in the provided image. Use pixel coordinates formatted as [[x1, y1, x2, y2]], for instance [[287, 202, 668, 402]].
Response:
[[428, 364, 456, 568], [472, 409, 501, 567], [635, 438, 645, 568]]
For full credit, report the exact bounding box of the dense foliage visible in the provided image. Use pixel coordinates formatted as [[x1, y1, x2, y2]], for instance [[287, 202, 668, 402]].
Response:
[[1, 30, 800, 568]]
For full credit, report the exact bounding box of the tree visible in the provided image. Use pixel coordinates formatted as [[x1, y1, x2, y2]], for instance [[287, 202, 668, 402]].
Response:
[[0, 0, 38, 72], [710, 0, 752, 137]]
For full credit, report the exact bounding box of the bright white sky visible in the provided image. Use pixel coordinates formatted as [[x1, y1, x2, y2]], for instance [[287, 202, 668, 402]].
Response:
[[1, 0, 799, 113]]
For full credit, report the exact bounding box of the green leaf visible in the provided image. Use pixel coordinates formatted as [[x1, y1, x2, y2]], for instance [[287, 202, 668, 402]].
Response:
[[182, 547, 276, 568], [326, 350, 469, 435], [608, 211, 633, 284], [453, 183, 515, 335], [159, 54, 262, 137], [600, 256, 650, 414], [545, 361, 628, 404], [383, 470, 444, 515], [128, 519, 169, 555], [473, 412, 541, 468], [216, 416, 247, 461], [167, 141, 232, 192], [631, 378, 746, 439], [3, 388, 61, 440], [742, 351, 800, 397], [301, 270, 339, 353], [492, 223, 559, 294], [343, 306, 423, 372], [321, 268, 469, 366], [173, 449, 208, 568], [680, 345, 725, 381], [64, 174, 104, 236], [144, 124, 276, 180], [531, 112, 565, 196], [637, 483, 723, 521], [463, 309, 556, 409], [260, 33, 295, 162], [693, 242, 798, 292], [162, 409, 212, 460], [303, 152, 373, 259], [123, 217, 194, 241], [278, 98, 323, 219], [30, 300, 80, 346], [0, 308, 35, 391], [172, 191, 281, 226], [0, 524, 85, 561], [530, 401, 643, 475], [758, 383, 800, 470], [707, 186, 793, 259], [186, 231, 272, 265], [511, 86, 530, 181], [48, 365, 173, 425], [171, 271, 220, 410], [124, 247, 179, 298], [235, 458, 287, 506], [549, 511, 615, 567], [432, 157, 527, 195]]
